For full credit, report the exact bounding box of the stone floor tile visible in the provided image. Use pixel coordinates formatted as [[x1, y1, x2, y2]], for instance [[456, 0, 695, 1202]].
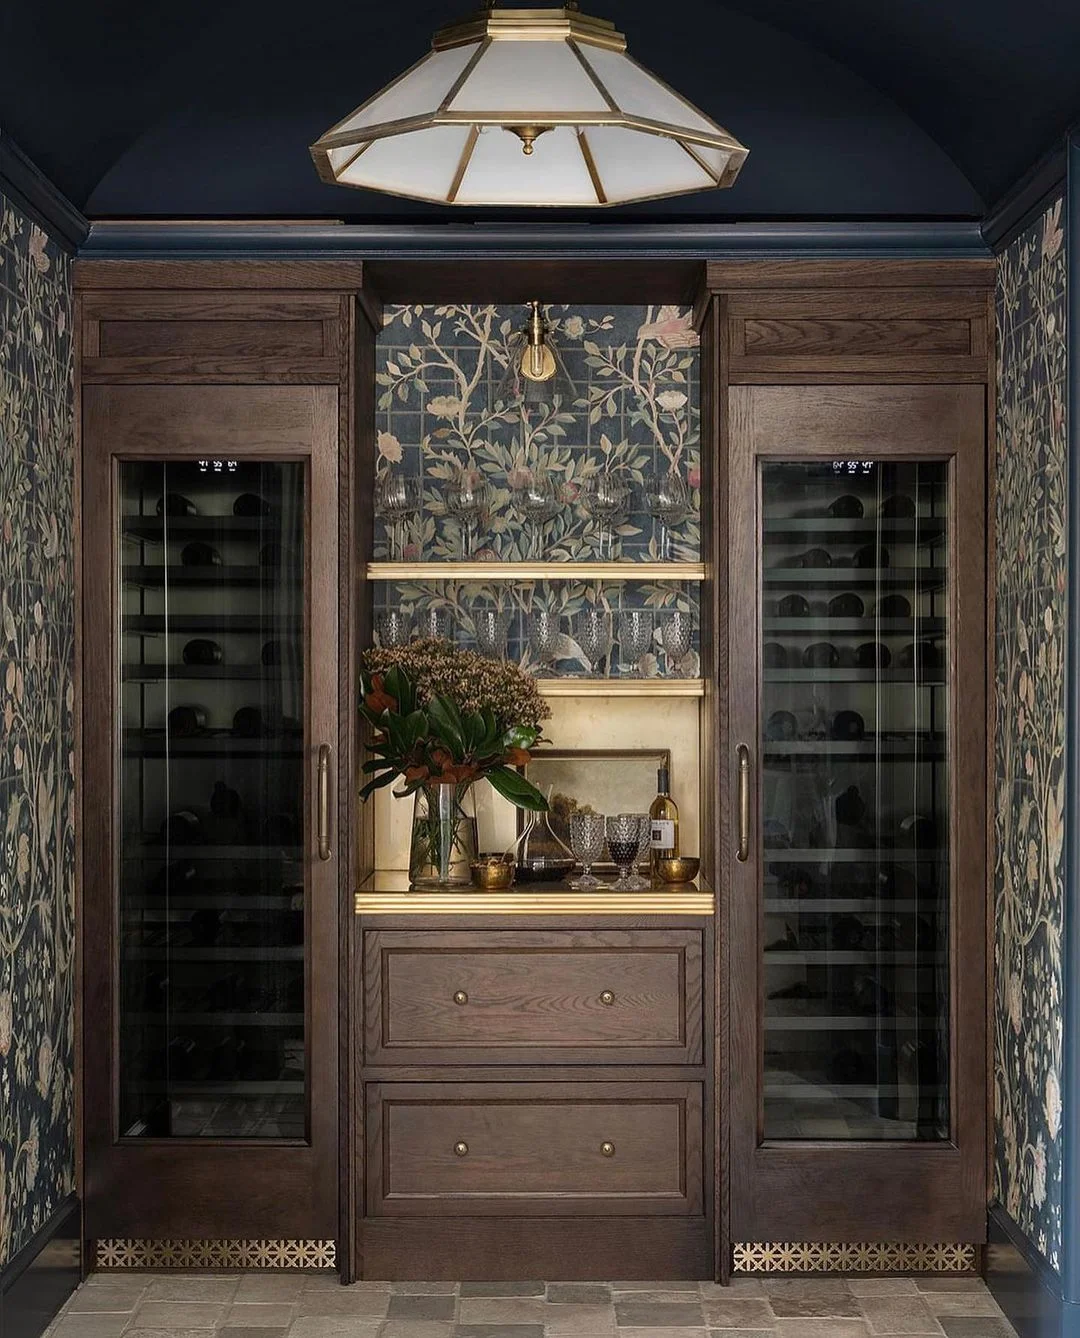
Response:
[[936, 1320, 1017, 1338], [546, 1285, 612, 1305], [618, 1327, 706, 1338], [773, 1321, 871, 1338], [144, 1276, 240, 1301], [304, 1274, 353, 1290], [64, 1284, 146, 1312], [456, 1326, 546, 1338], [614, 1303, 705, 1328], [616, 1293, 703, 1305], [763, 1279, 853, 1300], [769, 1297, 862, 1319], [700, 1282, 764, 1299], [913, 1279, 986, 1293], [707, 1332, 782, 1338], [298, 1289, 391, 1317], [224, 1300, 299, 1325], [133, 1300, 229, 1328], [458, 1300, 549, 1325], [461, 1284, 545, 1298], [922, 1293, 1002, 1317], [235, 1276, 309, 1302], [390, 1295, 459, 1322], [857, 1295, 943, 1335], [701, 1297, 775, 1328], [847, 1281, 922, 1297], [612, 1283, 700, 1293], [125, 1330, 224, 1338], [381, 1322, 456, 1338], [50, 1316, 138, 1338], [289, 1319, 384, 1338], [541, 1302, 616, 1334], [391, 1284, 460, 1295], [219, 1329, 291, 1338]]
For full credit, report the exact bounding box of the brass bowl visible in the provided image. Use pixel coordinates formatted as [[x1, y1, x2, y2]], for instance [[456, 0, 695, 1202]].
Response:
[[655, 856, 700, 885], [470, 855, 516, 891]]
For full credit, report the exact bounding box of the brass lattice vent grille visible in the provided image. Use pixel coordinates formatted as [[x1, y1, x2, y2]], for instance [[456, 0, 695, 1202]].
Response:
[[733, 1243, 977, 1273], [94, 1239, 336, 1270]]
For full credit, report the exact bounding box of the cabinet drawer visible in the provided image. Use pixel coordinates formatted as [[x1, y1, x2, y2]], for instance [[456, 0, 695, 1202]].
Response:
[[363, 929, 703, 1065], [366, 1082, 702, 1217]]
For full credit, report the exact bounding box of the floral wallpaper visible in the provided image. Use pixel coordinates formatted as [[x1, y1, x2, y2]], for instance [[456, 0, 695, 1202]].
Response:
[[374, 305, 701, 677], [0, 192, 76, 1267], [993, 197, 1067, 1272]]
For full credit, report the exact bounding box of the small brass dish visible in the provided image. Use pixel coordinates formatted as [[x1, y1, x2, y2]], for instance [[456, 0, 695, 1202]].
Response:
[[656, 856, 700, 885], [470, 855, 516, 891]]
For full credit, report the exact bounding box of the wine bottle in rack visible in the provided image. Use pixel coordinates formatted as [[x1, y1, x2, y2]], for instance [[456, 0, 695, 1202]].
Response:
[[166, 705, 208, 737], [180, 541, 222, 567], [156, 494, 198, 517], [182, 639, 224, 666], [649, 766, 680, 875], [233, 493, 273, 517]]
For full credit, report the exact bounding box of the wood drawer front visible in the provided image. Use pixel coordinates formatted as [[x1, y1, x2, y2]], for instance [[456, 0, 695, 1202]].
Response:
[[367, 1082, 702, 1217], [80, 291, 343, 383], [363, 929, 703, 1065], [727, 289, 988, 379]]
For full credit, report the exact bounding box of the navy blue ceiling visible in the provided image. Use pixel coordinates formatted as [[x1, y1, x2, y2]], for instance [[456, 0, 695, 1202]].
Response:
[[2, 0, 1078, 221]]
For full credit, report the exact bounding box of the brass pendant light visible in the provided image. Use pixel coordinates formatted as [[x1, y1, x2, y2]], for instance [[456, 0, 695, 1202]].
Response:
[[310, 3, 749, 207], [494, 302, 577, 408]]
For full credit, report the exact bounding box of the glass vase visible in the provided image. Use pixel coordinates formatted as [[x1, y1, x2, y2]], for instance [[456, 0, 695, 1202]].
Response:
[[409, 782, 478, 888]]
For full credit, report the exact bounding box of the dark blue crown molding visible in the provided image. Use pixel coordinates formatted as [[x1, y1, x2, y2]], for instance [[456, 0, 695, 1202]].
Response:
[[77, 218, 989, 260], [0, 131, 89, 252], [982, 138, 1068, 255]]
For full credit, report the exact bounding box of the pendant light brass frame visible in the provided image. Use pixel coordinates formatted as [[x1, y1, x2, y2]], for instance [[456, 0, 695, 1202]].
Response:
[[310, 5, 748, 207]]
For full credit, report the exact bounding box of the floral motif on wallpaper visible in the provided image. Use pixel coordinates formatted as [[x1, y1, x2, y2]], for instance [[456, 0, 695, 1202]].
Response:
[[993, 197, 1067, 1272], [0, 194, 75, 1267], [374, 304, 701, 676]]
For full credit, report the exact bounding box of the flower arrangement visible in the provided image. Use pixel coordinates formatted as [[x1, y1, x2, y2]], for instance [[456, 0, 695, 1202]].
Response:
[[359, 638, 550, 811]]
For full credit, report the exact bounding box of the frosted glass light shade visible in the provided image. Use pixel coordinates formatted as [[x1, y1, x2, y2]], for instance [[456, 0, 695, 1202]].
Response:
[[310, 5, 748, 207]]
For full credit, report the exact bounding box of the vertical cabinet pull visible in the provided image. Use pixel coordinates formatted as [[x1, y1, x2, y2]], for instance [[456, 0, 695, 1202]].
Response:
[[318, 744, 332, 862], [736, 744, 751, 863]]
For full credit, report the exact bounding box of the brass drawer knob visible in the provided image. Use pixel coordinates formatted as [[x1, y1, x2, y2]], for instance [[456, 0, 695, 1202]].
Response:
[[453, 990, 468, 1005], [454, 1141, 469, 1157], [599, 990, 615, 1006], [600, 1141, 615, 1157]]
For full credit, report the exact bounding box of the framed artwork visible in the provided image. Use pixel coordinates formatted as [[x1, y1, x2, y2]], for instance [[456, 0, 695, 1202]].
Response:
[[519, 748, 672, 852]]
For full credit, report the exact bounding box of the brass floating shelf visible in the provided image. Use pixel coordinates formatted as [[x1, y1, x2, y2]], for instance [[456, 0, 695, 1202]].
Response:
[[537, 678, 705, 697], [355, 872, 714, 917], [365, 561, 707, 582]]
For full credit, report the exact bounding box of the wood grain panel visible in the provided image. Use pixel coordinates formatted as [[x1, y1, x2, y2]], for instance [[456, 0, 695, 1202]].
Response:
[[366, 1081, 702, 1217], [81, 355, 340, 384], [99, 319, 328, 358], [363, 929, 703, 1065], [742, 317, 971, 357]]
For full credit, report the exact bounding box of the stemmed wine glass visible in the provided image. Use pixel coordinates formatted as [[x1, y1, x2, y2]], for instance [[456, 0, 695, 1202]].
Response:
[[568, 812, 606, 890], [375, 472, 421, 560], [582, 473, 629, 559], [659, 609, 692, 675], [606, 814, 643, 891], [528, 609, 561, 673], [574, 605, 612, 678], [644, 471, 691, 560], [618, 609, 653, 678], [625, 814, 653, 890], [474, 608, 511, 659], [511, 469, 561, 559], [443, 467, 488, 559]]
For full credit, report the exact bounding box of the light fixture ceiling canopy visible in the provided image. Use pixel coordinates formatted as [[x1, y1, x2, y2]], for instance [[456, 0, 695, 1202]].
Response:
[[310, 3, 749, 207]]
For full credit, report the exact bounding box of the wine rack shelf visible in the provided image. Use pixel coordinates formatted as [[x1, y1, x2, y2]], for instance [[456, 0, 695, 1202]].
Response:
[[365, 560, 707, 582]]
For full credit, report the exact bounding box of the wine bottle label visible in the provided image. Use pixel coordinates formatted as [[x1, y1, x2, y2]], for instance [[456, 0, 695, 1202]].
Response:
[[651, 819, 676, 849]]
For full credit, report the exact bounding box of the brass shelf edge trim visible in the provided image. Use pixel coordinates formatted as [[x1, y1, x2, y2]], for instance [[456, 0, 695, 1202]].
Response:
[[538, 678, 705, 697], [355, 891, 715, 915], [94, 1239, 336, 1270], [732, 1242, 977, 1274], [365, 561, 707, 581]]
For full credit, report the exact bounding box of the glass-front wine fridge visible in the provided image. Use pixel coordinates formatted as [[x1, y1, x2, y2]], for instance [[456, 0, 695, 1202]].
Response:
[[83, 384, 340, 1237], [727, 385, 987, 1241]]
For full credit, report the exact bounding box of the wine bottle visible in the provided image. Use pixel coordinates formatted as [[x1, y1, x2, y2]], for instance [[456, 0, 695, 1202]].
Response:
[[156, 494, 198, 517], [649, 766, 680, 874], [166, 704, 207, 737], [180, 541, 222, 567], [829, 494, 864, 518], [182, 639, 223, 666], [233, 493, 272, 517]]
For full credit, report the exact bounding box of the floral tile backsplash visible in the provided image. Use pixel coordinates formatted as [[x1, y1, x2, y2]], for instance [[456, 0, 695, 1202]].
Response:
[[993, 198, 1067, 1271], [0, 194, 76, 1266]]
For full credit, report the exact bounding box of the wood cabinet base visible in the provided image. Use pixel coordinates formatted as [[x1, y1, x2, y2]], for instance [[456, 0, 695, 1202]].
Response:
[[359, 1216, 710, 1280]]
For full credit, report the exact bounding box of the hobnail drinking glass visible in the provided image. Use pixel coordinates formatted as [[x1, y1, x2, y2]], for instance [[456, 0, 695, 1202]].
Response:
[[644, 470, 692, 560], [582, 473, 629, 559], [528, 609, 561, 672], [418, 606, 451, 641], [626, 813, 653, 890], [659, 609, 693, 673], [374, 472, 421, 560], [618, 609, 653, 677], [443, 468, 488, 558], [376, 609, 412, 648], [574, 605, 612, 678], [606, 813, 643, 891], [568, 811, 607, 890], [474, 608, 512, 659]]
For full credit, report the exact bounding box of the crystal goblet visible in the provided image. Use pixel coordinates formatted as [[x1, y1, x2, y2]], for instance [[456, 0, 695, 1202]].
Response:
[[376, 609, 412, 648], [644, 470, 691, 560], [528, 609, 561, 672], [375, 472, 421, 560], [474, 608, 511, 659], [659, 609, 693, 674], [606, 814, 642, 891], [618, 608, 653, 678], [626, 813, 653, 890], [574, 605, 612, 678], [443, 468, 488, 559], [582, 473, 629, 560], [568, 811, 606, 890], [512, 469, 561, 559]]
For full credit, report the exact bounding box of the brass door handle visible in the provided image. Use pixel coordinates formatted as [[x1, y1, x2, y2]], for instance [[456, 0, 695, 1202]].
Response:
[[599, 990, 615, 1006], [454, 1141, 469, 1157], [317, 744, 332, 862], [736, 744, 751, 863], [600, 1141, 615, 1157]]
